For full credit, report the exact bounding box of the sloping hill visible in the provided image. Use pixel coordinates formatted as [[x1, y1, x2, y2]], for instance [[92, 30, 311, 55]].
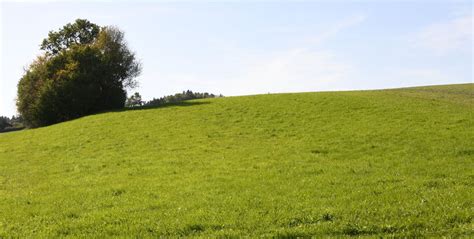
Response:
[[0, 84, 473, 237]]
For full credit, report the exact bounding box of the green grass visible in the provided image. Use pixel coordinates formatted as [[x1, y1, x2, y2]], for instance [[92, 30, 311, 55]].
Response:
[[0, 84, 473, 237]]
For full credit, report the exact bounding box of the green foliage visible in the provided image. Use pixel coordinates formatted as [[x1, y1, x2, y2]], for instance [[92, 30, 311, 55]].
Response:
[[17, 19, 141, 128], [126, 92, 143, 107], [41, 19, 100, 55], [0, 116, 23, 133], [0, 84, 473, 237], [143, 90, 222, 107], [0, 117, 11, 130], [94, 26, 141, 89]]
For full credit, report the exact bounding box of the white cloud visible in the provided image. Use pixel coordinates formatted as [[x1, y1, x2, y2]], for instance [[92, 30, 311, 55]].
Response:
[[413, 15, 472, 55]]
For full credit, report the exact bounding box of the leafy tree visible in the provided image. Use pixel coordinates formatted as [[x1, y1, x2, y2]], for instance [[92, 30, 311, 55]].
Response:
[[17, 19, 141, 128], [126, 92, 143, 107], [41, 19, 100, 55], [10, 115, 24, 128]]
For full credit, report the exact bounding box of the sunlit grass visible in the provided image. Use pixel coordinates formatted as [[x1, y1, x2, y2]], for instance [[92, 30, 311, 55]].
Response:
[[0, 84, 472, 237]]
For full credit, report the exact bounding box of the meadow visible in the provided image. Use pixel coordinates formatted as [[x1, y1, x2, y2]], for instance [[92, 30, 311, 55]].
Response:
[[0, 84, 472, 237]]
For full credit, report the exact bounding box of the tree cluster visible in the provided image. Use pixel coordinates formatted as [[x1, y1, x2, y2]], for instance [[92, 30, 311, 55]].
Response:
[[17, 19, 141, 128], [135, 90, 222, 107], [0, 117, 11, 130]]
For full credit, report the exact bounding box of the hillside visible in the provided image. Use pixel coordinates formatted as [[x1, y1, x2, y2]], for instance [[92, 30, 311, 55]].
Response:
[[0, 84, 473, 237]]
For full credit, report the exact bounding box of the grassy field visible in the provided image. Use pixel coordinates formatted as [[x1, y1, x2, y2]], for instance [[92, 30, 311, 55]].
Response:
[[0, 84, 473, 237]]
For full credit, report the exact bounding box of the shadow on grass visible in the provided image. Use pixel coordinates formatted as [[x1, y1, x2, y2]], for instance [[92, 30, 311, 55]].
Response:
[[92, 101, 211, 115], [0, 127, 25, 134], [13, 101, 211, 131], [122, 101, 211, 112]]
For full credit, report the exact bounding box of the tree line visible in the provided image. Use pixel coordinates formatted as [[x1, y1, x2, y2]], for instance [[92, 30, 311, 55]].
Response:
[[125, 90, 223, 108]]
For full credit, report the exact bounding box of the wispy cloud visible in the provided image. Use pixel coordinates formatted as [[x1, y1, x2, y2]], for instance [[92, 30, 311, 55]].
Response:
[[305, 14, 366, 45], [226, 15, 366, 94], [264, 14, 366, 45], [226, 48, 352, 95], [413, 15, 472, 55]]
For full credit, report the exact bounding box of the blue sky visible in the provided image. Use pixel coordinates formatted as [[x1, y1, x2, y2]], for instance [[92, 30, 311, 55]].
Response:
[[1, 0, 472, 116]]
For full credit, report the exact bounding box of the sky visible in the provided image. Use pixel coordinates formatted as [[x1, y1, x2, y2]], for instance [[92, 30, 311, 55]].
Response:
[[0, 0, 472, 117]]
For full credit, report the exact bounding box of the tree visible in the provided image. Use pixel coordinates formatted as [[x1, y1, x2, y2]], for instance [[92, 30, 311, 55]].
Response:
[[126, 92, 143, 107], [41, 19, 100, 55], [17, 19, 141, 128], [0, 117, 12, 130]]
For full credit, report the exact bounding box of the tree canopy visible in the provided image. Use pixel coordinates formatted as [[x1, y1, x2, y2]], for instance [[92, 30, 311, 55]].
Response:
[[40, 19, 100, 55], [17, 19, 141, 128]]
